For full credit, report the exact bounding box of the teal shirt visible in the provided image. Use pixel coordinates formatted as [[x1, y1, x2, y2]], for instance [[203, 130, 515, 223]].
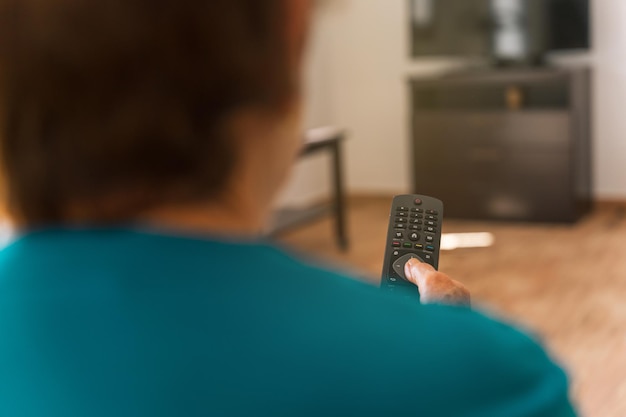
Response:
[[0, 229, 576, 417]]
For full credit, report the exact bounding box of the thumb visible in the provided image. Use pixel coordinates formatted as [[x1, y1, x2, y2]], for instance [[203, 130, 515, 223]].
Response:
[[404, 258, 435, 287]]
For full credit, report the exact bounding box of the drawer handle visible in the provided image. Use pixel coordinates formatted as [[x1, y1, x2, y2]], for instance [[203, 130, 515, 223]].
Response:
[[506, 86, 524, 110]]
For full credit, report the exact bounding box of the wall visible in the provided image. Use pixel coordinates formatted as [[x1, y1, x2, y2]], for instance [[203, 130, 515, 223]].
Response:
[[322, 0, 467, 195], [293, 0, 626, 200], [275, 5, 335, 208], [586, 0, 626, 198]]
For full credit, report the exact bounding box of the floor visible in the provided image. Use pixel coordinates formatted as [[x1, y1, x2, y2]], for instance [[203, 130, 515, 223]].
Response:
[[277, 196, 626, 417]]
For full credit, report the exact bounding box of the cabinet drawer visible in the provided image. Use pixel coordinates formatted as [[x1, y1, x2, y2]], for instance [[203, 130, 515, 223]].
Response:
[[412, 74, 569, 110], [413, 111, 570, 154], [415, 154, 573, 221]]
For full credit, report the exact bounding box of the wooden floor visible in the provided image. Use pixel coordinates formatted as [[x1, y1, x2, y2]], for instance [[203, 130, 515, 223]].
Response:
[[277, 196, 626, 417]]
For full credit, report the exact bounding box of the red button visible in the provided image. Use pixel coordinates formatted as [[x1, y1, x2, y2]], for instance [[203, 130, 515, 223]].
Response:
[[414, 198, 423, 205], [392, 241, 401, 247]]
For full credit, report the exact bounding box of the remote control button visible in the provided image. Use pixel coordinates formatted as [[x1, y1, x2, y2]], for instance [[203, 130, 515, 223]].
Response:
[[411, 208, 424, 213], [389, 276, 397, 283], [392, 241, 401, 247], [411, 219, 423, 225], [394, 231, 403, 239], [393, 253, 425, 280], [395, 223, 406, 229], [426, 227, 436, 233], [415, 244, 424, 250], [397, 212, 407, 217], [426, 209, 439, 215], [409, 232, 420, 241], [396, 206, 409, 211], [395, 217, 406, 223], [414, 198, 423, 205], [424, 254, 433, 264], [427, 215, 437, 221], [426, 235, 434, 243], [409, 225, 422, 231], [426, 245, 435, 252], [403, 242, 412, 249], [426, 221, 436, 227], [393, 250, 400, 256], [410, 213, 424, 219]]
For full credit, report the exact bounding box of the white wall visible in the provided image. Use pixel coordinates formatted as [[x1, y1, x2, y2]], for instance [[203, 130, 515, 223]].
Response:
[[286, 0, 626, 201], [587, 0, 626, 198], [322, 0, 468, 195], [275, 5, 335, 208], [323, 0, 411, 194]]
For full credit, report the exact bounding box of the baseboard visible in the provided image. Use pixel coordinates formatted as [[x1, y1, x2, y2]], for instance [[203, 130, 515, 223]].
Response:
[[349, 194, 625, 214], [594, 199, 626, 211]]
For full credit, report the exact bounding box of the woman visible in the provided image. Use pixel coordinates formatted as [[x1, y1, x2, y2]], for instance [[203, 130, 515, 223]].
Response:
[[0, 0, 575, 416]]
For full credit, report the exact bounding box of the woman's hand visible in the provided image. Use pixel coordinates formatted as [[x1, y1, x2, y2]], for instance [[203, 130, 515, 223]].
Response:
[[404, 258, 471, 307]]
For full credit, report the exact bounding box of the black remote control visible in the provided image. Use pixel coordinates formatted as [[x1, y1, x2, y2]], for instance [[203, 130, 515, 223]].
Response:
[[380, 194, 444, 297]]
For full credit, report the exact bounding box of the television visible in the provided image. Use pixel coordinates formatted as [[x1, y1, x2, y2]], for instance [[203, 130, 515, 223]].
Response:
[[409, 0, 591, 64]]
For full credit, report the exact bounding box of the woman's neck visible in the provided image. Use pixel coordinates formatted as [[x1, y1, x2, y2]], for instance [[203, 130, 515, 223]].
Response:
[[140, 191, 269, 239]]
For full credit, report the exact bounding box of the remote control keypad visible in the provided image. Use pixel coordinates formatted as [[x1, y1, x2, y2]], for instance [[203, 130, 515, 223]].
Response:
[[389, 198, 442, 280]]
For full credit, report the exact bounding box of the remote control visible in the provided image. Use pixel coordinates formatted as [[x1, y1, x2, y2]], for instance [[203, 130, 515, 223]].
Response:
[[380, 194, 444, 297]]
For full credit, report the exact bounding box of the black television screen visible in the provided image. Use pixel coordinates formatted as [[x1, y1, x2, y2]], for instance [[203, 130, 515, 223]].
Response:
[[410, 0, 491, 57], [410, 0, 591, 60], [547, 0, 590, 50]]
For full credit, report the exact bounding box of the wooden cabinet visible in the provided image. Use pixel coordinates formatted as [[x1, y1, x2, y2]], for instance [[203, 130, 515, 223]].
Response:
[[410, 68, 592, 222]]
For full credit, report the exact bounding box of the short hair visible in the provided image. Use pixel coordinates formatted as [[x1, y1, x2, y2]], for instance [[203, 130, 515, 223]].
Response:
[[0, 0, 294, 225]]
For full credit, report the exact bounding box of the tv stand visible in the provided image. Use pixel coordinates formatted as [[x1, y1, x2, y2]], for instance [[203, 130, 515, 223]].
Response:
[[409, 67, 592, 222]]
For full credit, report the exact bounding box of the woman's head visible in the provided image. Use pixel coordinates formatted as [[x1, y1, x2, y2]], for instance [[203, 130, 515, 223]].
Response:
[[0, 0, 311, 227]]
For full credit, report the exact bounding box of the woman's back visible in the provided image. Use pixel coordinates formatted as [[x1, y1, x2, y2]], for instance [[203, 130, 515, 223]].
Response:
[[0, 228, 574, 416]]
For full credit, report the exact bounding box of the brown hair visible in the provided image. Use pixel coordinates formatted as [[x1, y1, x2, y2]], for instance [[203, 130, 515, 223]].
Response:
[[0, 0, 294, 225]]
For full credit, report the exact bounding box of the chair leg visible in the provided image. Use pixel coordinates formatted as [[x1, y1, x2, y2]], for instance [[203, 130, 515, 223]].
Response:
[[332, 138, 348, 251]]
